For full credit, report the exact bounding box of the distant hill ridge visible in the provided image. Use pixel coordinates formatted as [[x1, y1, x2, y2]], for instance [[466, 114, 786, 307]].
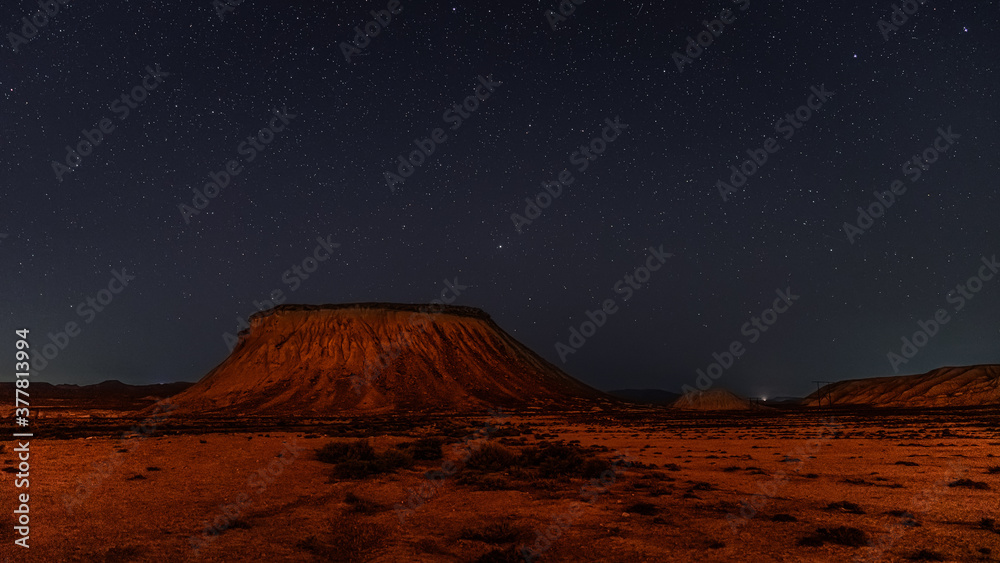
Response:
[[669, 388, 761, 411], [804, 364, 1000, 407], [0, 380, 193, 409], [607, 389, 681, 404]]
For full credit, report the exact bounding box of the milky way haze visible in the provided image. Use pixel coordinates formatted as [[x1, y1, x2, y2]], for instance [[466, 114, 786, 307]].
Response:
[[2, 0, 997, 398]]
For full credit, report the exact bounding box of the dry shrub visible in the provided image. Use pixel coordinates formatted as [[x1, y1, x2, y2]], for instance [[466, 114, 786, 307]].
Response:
[[475, 545, 525, 563], [580, 457, 613, 479], [517, 444, 585, 478], [103, 546, 142, 562], [905, 549, 946, 561], [465, 442, 518, 472], [396, 437, 444, 460], [316, 440, 375, 464], [948, 479, 989, 490], [317, 439, 413, 478], [625, 502, 659, 516], [321, 520, 387, 562], [457, 472, 513, 491], [798, 526, 869, 547], [459, 521, 524, 544], [207, 518, 250, 536], [344, 491, 383, 514]]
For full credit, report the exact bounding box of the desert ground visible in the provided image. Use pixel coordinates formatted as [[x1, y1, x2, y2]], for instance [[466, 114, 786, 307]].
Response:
[[4, 406, 999, 562]]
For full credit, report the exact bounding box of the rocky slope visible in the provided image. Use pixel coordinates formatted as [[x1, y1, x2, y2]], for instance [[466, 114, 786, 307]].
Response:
[[0, 380, 192, 410], [167, 303, 611, 415], [802, 364, 1000, 407]]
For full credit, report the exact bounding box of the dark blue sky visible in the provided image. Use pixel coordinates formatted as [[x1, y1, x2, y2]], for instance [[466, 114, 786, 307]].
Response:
[[3, 0, 997, 399]]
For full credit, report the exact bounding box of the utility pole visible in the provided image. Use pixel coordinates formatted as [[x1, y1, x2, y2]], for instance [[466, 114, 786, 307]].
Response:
[[813, 381, 834, 407]]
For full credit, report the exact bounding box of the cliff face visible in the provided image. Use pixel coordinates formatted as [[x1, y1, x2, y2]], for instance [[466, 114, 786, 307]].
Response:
[[803, 365, 1000, 407], [168, 303, 609, 415]]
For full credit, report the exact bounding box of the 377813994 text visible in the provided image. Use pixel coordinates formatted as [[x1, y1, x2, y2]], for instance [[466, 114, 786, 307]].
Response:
[[13, 328, 33, 550]]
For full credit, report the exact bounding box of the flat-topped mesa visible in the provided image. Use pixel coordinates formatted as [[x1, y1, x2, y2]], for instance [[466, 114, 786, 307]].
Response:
[[670, 388, 760, 411], [803, 365, 1000, 407], [169, 303, 610, 415], [238, 302, 493, 338]]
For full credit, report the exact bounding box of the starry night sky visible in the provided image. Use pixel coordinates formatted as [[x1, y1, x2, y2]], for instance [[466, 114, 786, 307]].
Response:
[[3, 0, 998, 399]]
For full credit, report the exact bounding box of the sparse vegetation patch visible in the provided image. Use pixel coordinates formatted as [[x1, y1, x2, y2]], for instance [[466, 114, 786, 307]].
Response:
[[316, 439, 413, 478]]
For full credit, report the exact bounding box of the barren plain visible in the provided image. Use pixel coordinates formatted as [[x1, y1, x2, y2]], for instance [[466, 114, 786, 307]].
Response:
[[4, 406, 999, 563]]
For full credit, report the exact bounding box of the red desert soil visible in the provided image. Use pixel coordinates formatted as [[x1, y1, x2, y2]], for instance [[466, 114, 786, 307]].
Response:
[[4, 410, 1000, 562], [4, 305, 999, 562]]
